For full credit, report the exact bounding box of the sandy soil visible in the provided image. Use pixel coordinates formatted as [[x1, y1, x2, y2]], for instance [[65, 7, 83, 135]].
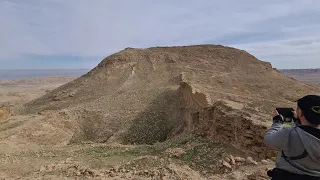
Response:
[[0, 76, 76, 107]]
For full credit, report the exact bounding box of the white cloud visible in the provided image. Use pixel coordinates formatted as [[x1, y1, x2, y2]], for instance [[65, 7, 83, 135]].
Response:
[[0, 0, 320, 68]]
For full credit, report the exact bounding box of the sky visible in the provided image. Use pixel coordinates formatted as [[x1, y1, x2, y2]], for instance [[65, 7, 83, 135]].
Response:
[[0, 0, 320, 69]]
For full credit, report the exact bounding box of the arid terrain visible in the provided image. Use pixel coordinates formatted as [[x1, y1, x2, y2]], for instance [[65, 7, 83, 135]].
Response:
[[280, 69, 320, 86], [0, 45, 319, 179]]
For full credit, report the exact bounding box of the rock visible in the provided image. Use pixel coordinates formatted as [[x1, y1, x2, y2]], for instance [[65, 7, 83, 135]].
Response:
[[125, 173, 132, 179], [76, 171, 82, 176], [53, 96, 61, 101], [91, 170, 99, 177], [229, 171, 242, 180], [230, 155, 236, 165], [261, 159, 269, 165], [247, 169, 269, 180], [39, 166, 46, 172], [222, 160, 232, 169], [65, 158, 73, 164], [109, 172, 116, 177], [217, 162, 224, 168], [271, 157, 277, 161], [234, 157, 246, 162], [48, 165, 56, 171], [266, 151, 275, 158], [165, 148, 186, 158], [247, 174, 256, 180], [55, 163, 63, 169], [266, 159, 274, 163], [225, 157, 231, 163], [246, 157, 258, 165], [258, 153, 266, 159]]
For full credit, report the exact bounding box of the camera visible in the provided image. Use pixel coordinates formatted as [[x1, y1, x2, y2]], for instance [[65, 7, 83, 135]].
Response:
[[276, 108, 295, 122]]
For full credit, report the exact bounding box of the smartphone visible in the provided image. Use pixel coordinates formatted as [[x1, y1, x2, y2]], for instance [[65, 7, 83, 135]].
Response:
[[276, 108, 295, 122]]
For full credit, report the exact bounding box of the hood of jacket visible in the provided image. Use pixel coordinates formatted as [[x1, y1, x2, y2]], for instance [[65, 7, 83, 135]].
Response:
[[296, 126, 320, 163]]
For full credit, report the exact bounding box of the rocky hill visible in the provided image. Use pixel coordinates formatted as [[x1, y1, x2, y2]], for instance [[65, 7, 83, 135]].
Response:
[[19, 45, 319, 158]]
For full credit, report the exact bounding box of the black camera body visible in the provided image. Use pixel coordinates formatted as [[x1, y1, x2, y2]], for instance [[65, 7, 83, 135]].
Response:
[[276, 108, 295, 122]]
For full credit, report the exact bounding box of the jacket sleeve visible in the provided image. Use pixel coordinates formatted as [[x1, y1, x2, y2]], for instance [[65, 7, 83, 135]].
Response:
[[264, 122, 292, 151]]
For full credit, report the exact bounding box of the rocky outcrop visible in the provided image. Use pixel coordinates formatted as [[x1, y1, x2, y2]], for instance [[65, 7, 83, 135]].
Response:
[[184, 100, 276, 159]]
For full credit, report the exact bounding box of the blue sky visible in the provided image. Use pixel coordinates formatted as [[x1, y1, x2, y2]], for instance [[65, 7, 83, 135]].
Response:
[[1, 0, 320, 69]]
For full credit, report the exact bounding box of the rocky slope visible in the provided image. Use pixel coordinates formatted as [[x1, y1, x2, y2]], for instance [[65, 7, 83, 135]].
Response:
[[19, 45, 319, 154]]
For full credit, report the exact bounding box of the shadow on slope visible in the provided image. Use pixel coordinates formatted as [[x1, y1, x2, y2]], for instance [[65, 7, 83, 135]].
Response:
[[122, 90, 185, 145]]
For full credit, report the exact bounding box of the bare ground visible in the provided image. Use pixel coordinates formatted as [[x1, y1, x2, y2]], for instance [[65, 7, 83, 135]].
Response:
[[0, 76, 276, 179], [0, 74, 315, 179], [0, 45, 319, 179]]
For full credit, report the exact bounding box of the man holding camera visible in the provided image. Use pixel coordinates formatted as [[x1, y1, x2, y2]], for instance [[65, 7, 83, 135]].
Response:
[[264, 95, 320, 180]]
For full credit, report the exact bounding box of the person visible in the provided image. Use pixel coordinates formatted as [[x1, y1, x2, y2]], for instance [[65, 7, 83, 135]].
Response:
[[264, 95, 320, 180]]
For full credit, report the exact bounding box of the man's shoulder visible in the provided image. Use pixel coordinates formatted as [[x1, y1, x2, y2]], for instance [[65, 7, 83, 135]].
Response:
[[297, 125, 320, 139]]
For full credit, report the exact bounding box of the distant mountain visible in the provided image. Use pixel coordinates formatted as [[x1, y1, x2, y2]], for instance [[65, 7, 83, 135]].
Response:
[[279, 69, 320, 86], [0, 69, 90, 80], [280, 69, 320, 74]]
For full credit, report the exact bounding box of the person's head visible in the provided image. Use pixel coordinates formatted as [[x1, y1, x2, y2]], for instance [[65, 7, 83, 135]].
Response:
[[296, 95, 320, 127]]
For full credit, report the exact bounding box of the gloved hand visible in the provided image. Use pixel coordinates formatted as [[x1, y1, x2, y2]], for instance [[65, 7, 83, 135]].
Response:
[[273, 109, 284, 124], [273, 115, 284, 124]]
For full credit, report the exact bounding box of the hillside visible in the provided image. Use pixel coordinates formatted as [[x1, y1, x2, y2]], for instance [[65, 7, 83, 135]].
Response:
[[1, 44, 318, 179], [19, 45, 319, 146]]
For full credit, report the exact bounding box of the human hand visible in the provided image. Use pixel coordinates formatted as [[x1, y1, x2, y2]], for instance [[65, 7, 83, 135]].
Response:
[[273, 109, 284, 124]]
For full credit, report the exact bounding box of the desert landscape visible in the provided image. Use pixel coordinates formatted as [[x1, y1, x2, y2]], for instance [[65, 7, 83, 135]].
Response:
[[280, 69, 320, 87], [0, 45, 319, 179]]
